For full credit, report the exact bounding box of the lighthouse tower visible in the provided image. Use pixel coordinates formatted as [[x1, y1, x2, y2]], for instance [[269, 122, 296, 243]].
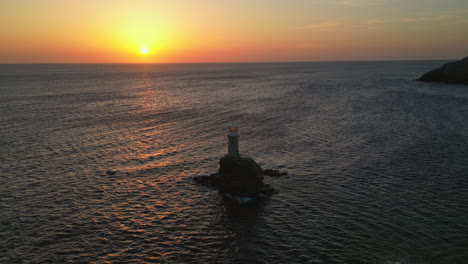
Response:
[[227, 123, 240, 158]]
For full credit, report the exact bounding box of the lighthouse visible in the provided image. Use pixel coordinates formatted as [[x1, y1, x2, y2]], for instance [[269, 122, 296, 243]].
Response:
[[192, 123, 276, 201], [227, 123, 239, 158]]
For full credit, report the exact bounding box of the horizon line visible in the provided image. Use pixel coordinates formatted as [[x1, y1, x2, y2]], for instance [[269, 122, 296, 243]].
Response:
[[0, 58, 458, 65]]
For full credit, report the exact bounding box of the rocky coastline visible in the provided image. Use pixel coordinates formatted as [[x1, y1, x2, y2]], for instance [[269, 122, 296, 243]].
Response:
[[418, 57, 468, 85]]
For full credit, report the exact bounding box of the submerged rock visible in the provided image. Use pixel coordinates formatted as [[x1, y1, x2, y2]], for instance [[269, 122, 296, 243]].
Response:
[[193, 173, 222, 189], [194, 155, 275, 202], [418, 57, 468, 85]]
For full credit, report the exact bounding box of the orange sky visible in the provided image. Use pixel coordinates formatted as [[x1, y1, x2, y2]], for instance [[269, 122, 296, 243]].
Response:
[[1, 0, 468, 63]]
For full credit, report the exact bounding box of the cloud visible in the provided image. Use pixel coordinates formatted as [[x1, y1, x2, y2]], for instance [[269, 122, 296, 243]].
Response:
[[303, 22, 340, 30], [352, 19, 387, 28], [455, 19, 468, 24], [401, 15, 449, 22], [334, 0, 390, 6]]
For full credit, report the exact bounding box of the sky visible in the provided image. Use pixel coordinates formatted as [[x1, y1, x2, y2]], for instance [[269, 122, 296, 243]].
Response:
[[1, 0, 468, 63]]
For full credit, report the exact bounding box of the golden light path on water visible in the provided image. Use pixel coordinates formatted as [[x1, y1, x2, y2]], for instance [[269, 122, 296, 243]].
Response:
[[84, 72, 230, 261]]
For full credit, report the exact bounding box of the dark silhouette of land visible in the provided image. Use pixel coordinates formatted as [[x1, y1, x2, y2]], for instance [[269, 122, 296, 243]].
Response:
[[418, 57, 468, 85], [194, 156, 276, 201]]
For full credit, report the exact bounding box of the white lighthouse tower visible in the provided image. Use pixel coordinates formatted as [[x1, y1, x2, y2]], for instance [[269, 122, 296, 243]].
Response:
[[227, 123, 240, 158]]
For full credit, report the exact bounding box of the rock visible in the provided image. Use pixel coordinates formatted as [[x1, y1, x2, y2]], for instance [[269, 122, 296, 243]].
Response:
[[105, 170, 117, 175], [262, 169, 288, 177], [418, 57, 468, 85], [217, 156, 265, 195], [193, 173, 222, 189], [193, 155, 276, 200]]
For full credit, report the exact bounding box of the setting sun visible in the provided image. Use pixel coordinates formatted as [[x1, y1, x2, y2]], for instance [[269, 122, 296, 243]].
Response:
[[140, 47, 148, 54]]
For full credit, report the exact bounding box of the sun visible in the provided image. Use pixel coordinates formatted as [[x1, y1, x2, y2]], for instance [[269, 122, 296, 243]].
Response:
[[140, 47, 149, 54]]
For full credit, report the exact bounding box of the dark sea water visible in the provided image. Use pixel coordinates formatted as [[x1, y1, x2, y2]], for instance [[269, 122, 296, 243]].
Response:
[[1, 61, 467, 264]]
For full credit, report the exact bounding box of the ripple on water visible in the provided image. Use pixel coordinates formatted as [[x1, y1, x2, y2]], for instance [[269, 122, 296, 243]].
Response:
[[1, 62, 468, 263]]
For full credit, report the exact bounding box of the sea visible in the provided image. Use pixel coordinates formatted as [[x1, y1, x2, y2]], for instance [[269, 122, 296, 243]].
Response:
[[1, 61, 467, 264]]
